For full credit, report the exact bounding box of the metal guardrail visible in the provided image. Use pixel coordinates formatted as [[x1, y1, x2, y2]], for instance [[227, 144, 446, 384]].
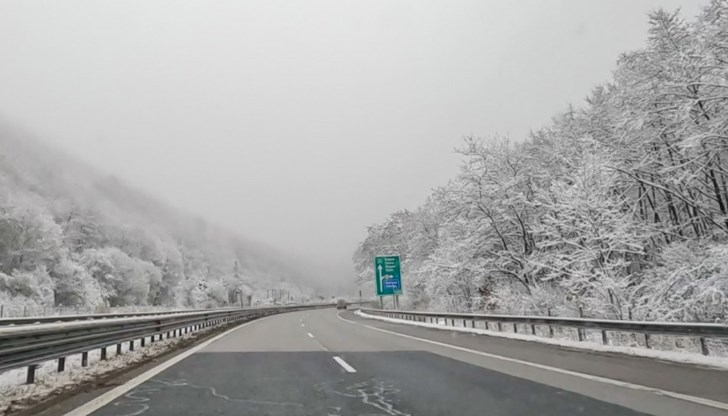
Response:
[[0, 308, 239, 326], [361, 308, 728, 356], [0, 304, 333, 384]]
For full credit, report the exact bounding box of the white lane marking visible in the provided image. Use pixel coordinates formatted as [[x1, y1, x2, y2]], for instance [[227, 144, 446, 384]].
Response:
[[307, 332, 315, 338], [62, 315, 277, 416], [333, 356, 357, 373], [336, 312, 728, 412]]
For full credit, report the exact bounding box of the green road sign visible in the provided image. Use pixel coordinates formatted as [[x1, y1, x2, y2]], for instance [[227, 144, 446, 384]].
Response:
[[374, 255, 402, 296]]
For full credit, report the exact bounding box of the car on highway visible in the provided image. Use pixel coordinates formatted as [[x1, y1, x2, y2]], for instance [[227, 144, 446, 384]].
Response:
[[336, 299, 348, 310]]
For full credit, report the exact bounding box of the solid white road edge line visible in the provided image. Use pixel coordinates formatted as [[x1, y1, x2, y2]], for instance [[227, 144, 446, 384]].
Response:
[[333, 356, 357, 373], [307, 332, 315, 338], [336, 312, 728, 412], [61, 315, 276, 416]]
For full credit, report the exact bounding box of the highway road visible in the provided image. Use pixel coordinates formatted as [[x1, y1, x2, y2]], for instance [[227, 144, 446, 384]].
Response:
[[63, 309, 727, 416]]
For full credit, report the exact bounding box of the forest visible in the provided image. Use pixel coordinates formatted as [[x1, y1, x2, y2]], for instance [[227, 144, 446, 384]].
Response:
[[0, 125, 315, 313], [354, 3, 728, 322]]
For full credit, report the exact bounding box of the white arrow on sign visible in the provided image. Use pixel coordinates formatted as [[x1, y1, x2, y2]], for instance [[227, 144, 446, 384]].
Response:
[[377, 264, 384, 293]]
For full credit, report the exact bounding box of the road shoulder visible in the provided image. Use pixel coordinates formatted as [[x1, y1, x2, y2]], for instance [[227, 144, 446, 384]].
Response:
[[342, 310, 728, 404]]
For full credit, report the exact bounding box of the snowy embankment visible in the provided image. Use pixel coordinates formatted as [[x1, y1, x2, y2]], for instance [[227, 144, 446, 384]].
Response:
[[0, 320, 220, 416], [355, 310, 728, 370]]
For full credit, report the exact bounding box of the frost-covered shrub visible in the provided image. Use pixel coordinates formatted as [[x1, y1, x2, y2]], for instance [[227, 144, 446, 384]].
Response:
[[0, 268, 54, 305], [633, 242, 728, 322], [51, 256, 104, 307]]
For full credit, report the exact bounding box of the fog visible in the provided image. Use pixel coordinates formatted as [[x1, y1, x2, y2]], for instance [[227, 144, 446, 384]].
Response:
[[0, 0, 707, 292]]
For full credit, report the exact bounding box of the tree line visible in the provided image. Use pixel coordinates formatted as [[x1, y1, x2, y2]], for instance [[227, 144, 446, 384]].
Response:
[[354, 3, 728, 322], [0, 127, 312, 311]]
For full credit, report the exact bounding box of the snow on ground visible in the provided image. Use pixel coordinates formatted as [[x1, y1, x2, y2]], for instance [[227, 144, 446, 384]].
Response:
[[0, 325, 218, 416], [355, 310, 728, 370]]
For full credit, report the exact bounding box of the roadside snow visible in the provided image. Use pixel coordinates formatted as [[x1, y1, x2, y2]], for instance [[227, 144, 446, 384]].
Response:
[[355, 310, 728, 370], [0, 326, 218, 416]]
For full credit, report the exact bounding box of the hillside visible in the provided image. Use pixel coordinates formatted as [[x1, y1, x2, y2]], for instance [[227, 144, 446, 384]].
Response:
[[0, 123, 316, 311], [354, 4, 728, 322]]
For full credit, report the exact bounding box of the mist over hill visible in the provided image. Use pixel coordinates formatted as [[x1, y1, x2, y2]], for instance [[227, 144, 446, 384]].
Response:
[[0, 123, 322, 310]]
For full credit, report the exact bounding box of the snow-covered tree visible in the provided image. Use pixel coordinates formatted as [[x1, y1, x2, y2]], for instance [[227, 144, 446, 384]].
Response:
[[353, 3, 728, 322]]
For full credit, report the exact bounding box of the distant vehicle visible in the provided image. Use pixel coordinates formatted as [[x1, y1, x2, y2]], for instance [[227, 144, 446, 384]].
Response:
[[336, 299, 348, 310]]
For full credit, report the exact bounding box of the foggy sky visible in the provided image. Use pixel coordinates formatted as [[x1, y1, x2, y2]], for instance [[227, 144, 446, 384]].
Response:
[[0, 0, 708, 292]]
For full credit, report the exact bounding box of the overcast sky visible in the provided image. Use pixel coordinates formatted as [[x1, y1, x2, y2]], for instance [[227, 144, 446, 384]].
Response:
[[0, 0, 708, 292]]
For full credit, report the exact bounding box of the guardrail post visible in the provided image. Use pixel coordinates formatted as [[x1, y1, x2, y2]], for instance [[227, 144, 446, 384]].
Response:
[[463, 319, 467, 327], [26, 365, 37, 384], [644, 334, 651, 349], [129, 340, 135, 351], [451, 318, 455, 326], [601, 330, 608, 345], [497, 322, 502, 332], [531, 324, 536, 335], [700, 337, 710, 355], [577, 307, 585, 341], [58, 357, 66, 372], [82, 351, 89, 367], [471, 320, 475, 328], [101, 347, 107, 361], [1, 304, 3, 318], [547, 308, 554, 337], [117, 344, 122, 355], [141, 337, 146, 347], [513, 323, 518, 333]]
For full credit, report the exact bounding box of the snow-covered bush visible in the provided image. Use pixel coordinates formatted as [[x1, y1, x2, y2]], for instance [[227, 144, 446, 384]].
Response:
[[0, 268, 54, 306], [633, 242, 728, 322]]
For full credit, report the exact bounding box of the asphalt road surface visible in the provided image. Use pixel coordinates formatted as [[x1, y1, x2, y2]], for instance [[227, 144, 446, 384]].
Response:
[[78, 309, 728, 416]]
